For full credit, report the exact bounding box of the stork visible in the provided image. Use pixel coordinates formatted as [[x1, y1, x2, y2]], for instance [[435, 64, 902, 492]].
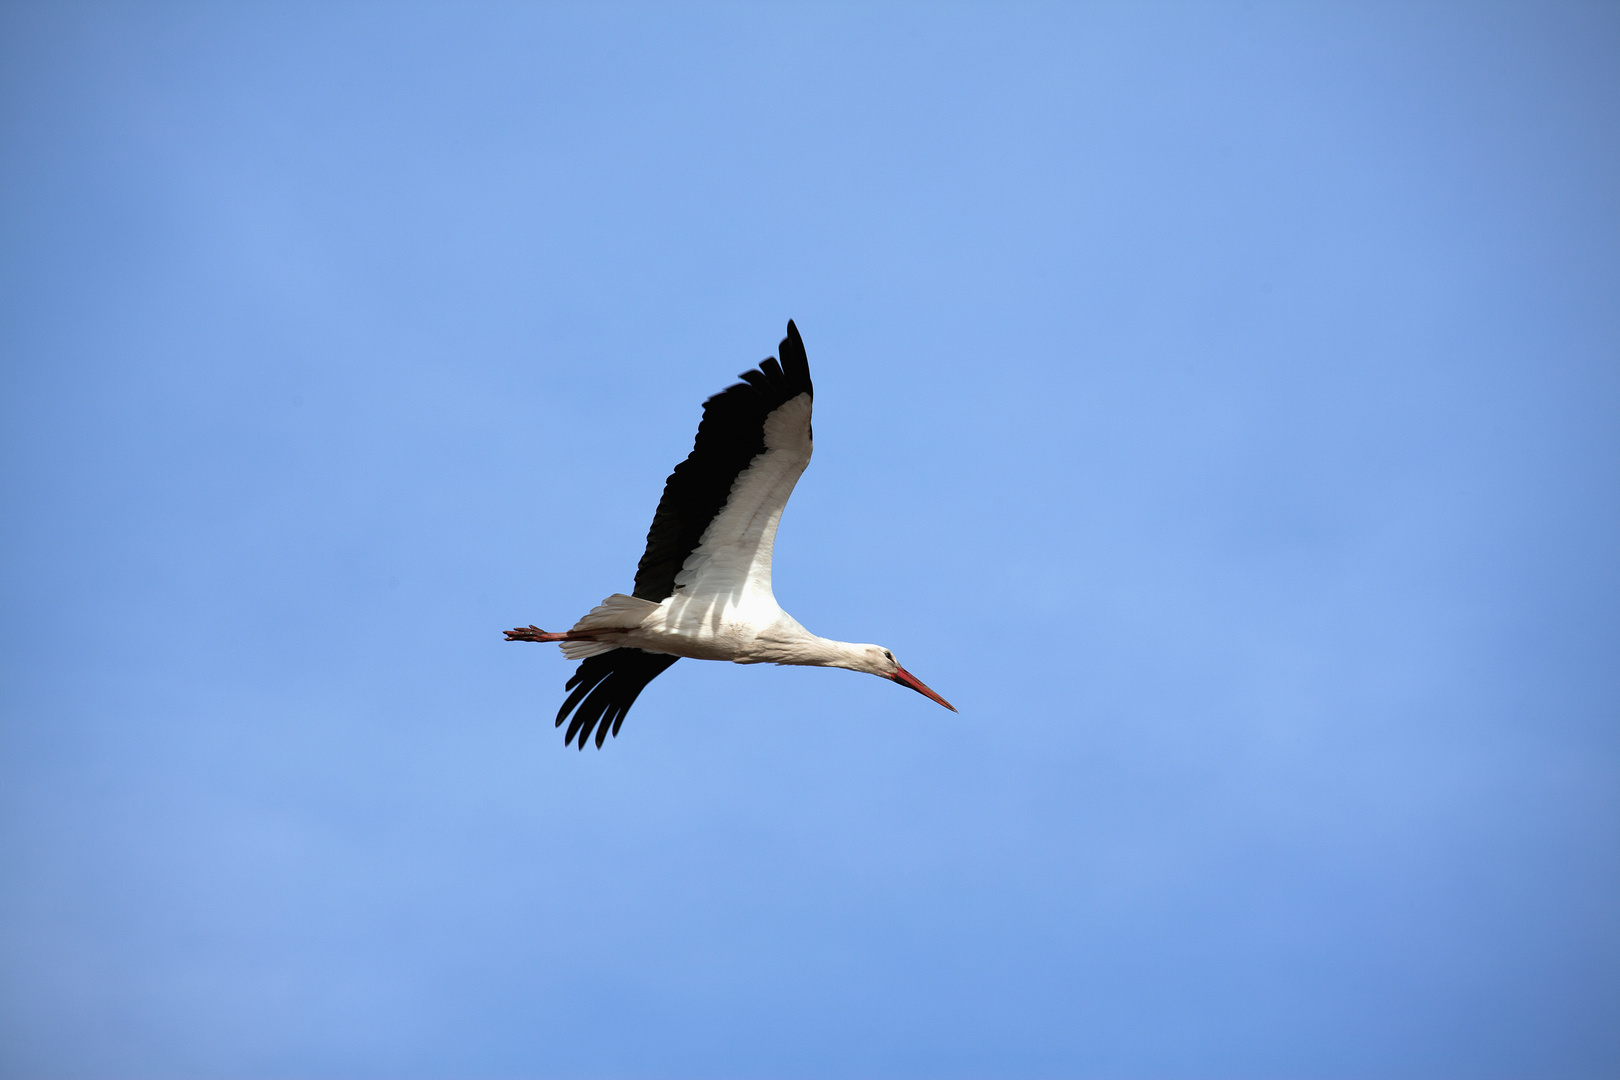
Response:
[[506, 320, 956, 749]]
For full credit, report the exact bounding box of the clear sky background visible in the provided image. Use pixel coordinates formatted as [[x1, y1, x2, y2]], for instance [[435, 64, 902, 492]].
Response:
[[2, 3, 1617, 1078]]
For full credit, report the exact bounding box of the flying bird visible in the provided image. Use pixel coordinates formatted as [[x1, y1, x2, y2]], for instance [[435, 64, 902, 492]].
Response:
[[507, 320, 955, 749]]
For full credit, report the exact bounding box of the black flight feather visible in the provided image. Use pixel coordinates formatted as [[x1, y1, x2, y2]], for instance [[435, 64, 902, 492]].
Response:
[[556, 648, 680, 750]]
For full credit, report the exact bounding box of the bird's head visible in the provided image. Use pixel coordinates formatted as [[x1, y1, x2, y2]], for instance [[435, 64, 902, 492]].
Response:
[[851, 644, 957, 712]]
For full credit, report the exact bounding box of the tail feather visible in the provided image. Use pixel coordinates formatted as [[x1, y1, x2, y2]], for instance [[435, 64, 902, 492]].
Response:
[[570, 593, 660, 632], [558, 593, 661, 662]]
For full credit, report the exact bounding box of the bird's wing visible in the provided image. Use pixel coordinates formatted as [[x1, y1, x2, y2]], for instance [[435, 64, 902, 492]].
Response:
[[550, 322, 812, 750], [556, 648, 680, 750], [632, 321, 814, 605]]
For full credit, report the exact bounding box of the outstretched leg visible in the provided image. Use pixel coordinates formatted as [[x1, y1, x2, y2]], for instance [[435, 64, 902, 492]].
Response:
[[504, 625, 595, 643]]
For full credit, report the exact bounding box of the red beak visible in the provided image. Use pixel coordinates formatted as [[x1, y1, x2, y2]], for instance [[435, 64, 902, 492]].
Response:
[[892, 665, 957, 712]]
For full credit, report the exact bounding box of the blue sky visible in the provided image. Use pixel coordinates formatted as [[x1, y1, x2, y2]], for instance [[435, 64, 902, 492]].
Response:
[[2, 3, 1617, 1077]]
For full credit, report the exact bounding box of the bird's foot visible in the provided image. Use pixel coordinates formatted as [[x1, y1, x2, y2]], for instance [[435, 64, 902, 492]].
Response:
[[505, 625, 566, 643]]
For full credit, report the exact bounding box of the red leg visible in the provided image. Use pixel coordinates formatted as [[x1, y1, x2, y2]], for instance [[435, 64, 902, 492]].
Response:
[[504, 625, 603, 644], [505, 625, 565, 642]]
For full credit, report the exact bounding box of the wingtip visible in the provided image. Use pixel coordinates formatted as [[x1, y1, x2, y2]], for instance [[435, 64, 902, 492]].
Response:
[[778, 320, 811, 392]]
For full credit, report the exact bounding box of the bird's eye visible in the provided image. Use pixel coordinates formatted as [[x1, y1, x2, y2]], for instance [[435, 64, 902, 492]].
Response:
[[884, 650, 893, 661]]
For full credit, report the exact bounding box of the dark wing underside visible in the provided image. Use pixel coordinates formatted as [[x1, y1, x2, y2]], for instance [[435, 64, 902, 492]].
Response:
[[557, 648, 680, 750], [552, 321, 813, 749]]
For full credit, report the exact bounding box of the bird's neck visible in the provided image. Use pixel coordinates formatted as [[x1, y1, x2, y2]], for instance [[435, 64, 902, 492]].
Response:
[[795, 636, 872, 671], [747, 616, 873, 671]]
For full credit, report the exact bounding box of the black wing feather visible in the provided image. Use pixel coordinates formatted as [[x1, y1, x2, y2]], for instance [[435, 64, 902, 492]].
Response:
[[556, 648, 680, 750], [631, 321, 812, 603]]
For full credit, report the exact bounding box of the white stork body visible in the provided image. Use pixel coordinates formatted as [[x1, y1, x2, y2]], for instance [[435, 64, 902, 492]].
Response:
[[508, 321, 953, 748]]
